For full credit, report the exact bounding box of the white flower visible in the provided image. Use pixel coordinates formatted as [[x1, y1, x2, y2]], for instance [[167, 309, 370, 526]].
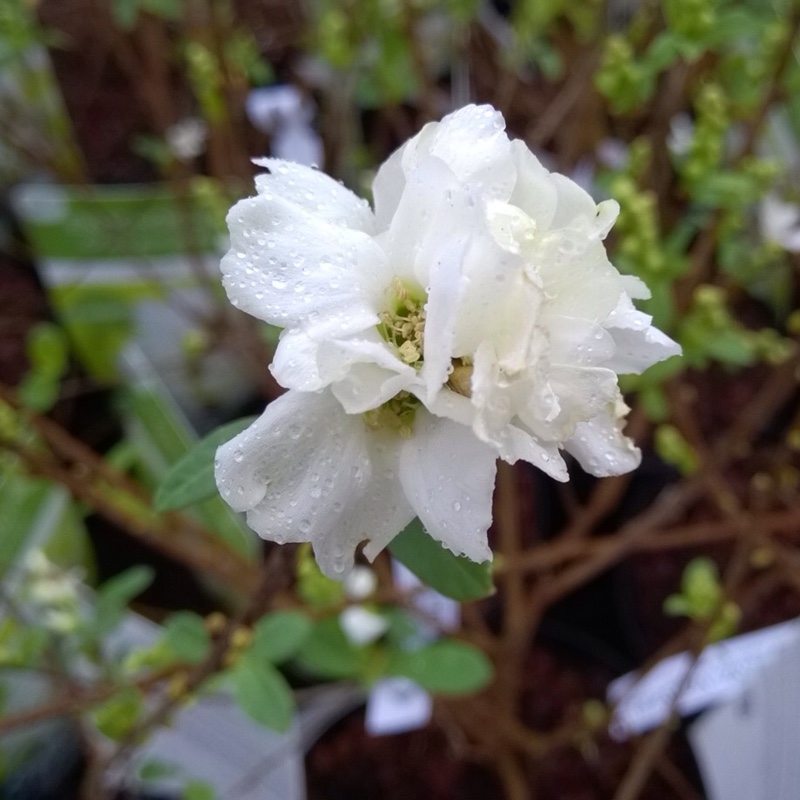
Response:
[[216, 104, 680, 577], [759, 192, 800, 252], [344, 566, 379, 600], [339, 606, 389, 646]]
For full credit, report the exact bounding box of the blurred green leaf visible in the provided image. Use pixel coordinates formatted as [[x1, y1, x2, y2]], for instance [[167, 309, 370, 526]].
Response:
[[389, 519, 493, 602], [163, 611, 210, 664], [387, 640, 493, 695], [139, 760, 178, 781], [183, 780, 216, 800], [232, 653, 295, 732], [251, 611, 312, 664], [94, 566, 154, 636], [18, 323, 69, 412], [112, 0, 140, 29], [141, 0, 182, 19], [92, 687, 143, 740], [296, 617, 368, 680], [154, 416, 257, 512]]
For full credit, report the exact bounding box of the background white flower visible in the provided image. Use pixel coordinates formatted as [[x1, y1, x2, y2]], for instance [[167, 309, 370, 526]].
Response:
[[217, 104, 680, 576]]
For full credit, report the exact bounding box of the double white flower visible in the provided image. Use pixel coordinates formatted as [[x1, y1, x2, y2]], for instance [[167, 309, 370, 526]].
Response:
[[216, 105, 680, 578]]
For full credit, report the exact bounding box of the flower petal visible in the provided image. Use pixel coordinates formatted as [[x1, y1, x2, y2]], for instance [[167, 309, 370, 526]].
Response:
[[253, 158, 376, 233], [372, 143, 408, 232], [406, 105, 516, 201], [215, 390, 413, 578], [271, 327, 414, 406], [222, 194, 389, 327], [602, 295, 681, 374], [508, 140, 558, 230], [399, 410, 496, 563], [565, 401, 642, 477]]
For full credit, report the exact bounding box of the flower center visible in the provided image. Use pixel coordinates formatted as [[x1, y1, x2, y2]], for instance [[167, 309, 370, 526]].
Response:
[[377, 278, 427, 368], [363, 390, 420, 438], [447, 357, 473, 397]]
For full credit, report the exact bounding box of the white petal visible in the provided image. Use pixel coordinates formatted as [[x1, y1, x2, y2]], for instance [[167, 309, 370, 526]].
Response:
[[379, 155, 463, 286], [331, 358, 417, 414], [620, 274, 651, 300], [426, 390, 569, 481], [602, 295, 682, 374], [339, 606, 388, 645], [534, 232, 625, 323], [343, 566, 378, 600], [418, 231, 470, 403], [215, 390, 413, 578], [413, 105, 516, 200], [549, 172, 601, 229], [253, 158, 375, 233], [271, 327, 414, 405], [221, 194, 389, 327], [565, 403, 642, 477], [399, 411, 495, 563], [372, 143, 408, 232], [508, 139, 558, 230], [390, 105, 515, 205], [548, 315, 617, 367], [494, 424, 569, 480]]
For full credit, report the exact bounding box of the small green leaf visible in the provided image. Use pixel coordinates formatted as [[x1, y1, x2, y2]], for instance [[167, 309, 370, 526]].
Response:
[[163, 611, 210, 664], [232, 653, 295, 732], [139, 760, 178, 781], [296, 618, 369, 680], [389, 519, 494, 601], [251, 611, 312, 664], [183, 780, 216, 800], [141, 0, 181, 19], [94, 566, 154, 636], [154, 416, 257, 512], [92, 687, 144, 740], [113, 0, 140, 28], [18, 323, 69, 412], [387, 640, 493, 695]]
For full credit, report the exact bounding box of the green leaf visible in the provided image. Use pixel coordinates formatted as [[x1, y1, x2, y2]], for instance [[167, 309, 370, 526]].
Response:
[[94, 566, 154, 636], [232, 653, 295, 732], [92, 687, 144, 740], [387, 640, 493, 695], [251, 611, 312, 664], [163, 611, 210, 664], [183, 780, 216, 800], [141, 0, 182, 19], [389, 519, 494, 601], [296, 618, 369, 680], [154, 416, 257, 512], [112, 0, 140, 28], [18, 323, 69, 412], [138, 760, 178, 781]]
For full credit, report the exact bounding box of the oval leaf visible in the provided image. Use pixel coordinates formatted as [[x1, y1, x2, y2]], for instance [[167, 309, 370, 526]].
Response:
[[251, 611, 312, 664], [232, 654, 295, 732], [295, 618, 369, 680], [163, 611, 211, 664], [389, 519, 494, 601], [387, 640, 493, 695], [154, 416, 257, 512], [94, 566, 155, 636]]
